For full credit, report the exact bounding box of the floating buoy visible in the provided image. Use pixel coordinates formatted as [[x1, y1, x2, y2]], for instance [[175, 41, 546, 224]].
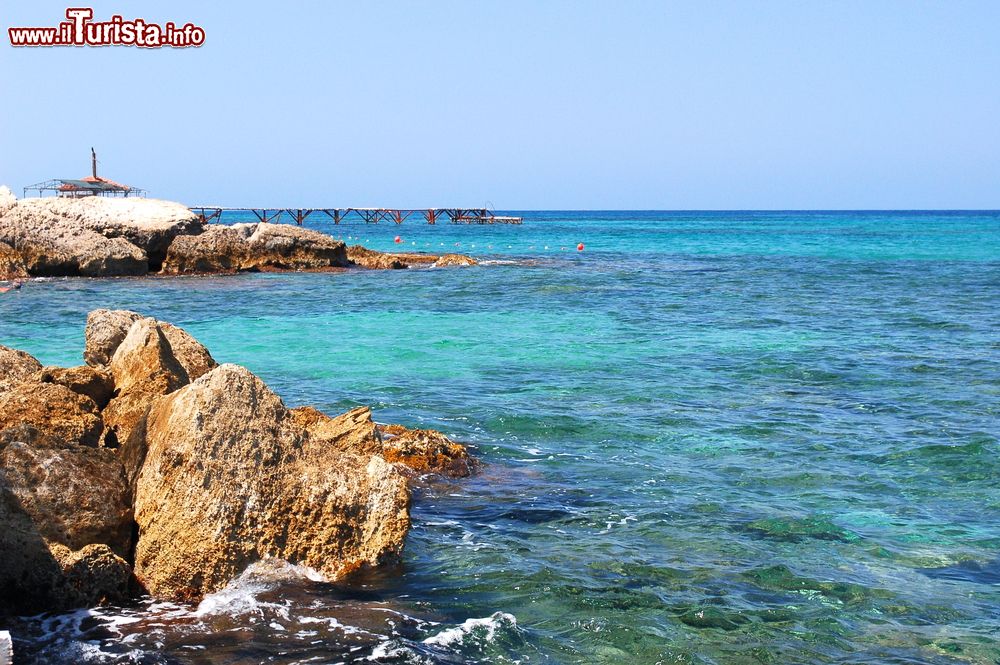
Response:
[[577, 243, 585, 251], [394, 236, 401, 243]]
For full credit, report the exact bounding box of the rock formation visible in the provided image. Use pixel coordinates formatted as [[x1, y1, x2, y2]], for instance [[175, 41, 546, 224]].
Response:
[[161, 222, 350, 274], [347, 244, 478, 270], [132, 365, 410, 599], [33, 365, 115, 409], [0, 311, 476, 614], [0, 425, 132, 613], [103, 318, 190, 454], [0, 241, 27, 280], [0, 345, 42, 395], [0, 382, 104, 447], [0, 189, 477, 278]]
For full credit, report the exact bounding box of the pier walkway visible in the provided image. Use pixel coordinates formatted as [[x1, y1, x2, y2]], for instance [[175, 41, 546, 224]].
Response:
[[188, 207, 523, 226]]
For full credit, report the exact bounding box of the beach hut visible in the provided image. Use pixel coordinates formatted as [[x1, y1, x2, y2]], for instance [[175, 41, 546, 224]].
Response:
[[23, 148, 146, 198]]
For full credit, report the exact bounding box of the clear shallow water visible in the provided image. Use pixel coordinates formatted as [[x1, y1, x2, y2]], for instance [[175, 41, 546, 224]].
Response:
[[1, 211, 999, 664]]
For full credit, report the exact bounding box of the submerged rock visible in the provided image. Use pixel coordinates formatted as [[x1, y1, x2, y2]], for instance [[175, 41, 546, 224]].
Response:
[[132, 364, 410, 600], [0, 382, 103, 447], [0, 345, 42, 395], [677, 606, 749, 631]]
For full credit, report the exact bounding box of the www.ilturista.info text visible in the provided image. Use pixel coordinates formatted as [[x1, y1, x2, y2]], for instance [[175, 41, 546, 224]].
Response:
[[8, 8, 205, 48]]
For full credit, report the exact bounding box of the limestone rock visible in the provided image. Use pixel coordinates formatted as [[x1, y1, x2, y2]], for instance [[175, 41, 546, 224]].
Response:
[[246, 223, 349, 269], [0, 425, 132, 613], [0, 185, 15, 215], [49, 543, 132, 607], [376, 423, 477, 478], [0, 345, 42, 395], [0, 198, 148, 276], [58, 196, 202, 271], [34, 365, 115, 409], [161, 322, 217, 381], [0, 425, 131, 556], [290, 405, 383, 457], [293, 405, 476, 478], [162, 223, 349, 274], [0, 241, 27, 280], [347, 245, 476, 270], [133, 364, 410, 600], [160, 224, 255, 274], [105, 318, 189, 459], [84, 308, 143, 366], [347, 245, 409, 269], [0, 382, 103, 447], [433, 253, 478, 267]]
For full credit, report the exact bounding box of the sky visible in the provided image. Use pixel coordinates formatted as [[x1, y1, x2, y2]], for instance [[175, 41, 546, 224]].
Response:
[[1, 1, 999, 209]]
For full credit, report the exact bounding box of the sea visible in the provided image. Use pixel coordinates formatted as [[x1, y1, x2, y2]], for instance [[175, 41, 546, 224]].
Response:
[[0, 210, 998, 664]]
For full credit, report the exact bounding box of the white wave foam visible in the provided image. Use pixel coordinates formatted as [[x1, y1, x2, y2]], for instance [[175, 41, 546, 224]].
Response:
[[422, 612, 517, 647], [195, 558, 326, 617]]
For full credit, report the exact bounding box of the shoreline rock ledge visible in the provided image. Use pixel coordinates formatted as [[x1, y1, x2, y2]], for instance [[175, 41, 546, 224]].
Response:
[[0, 310, 476, 614], [0, 186, 476, 278]]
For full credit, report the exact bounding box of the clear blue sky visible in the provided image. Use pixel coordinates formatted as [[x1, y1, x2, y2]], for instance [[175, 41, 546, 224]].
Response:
[[2, 1, 998, 209]]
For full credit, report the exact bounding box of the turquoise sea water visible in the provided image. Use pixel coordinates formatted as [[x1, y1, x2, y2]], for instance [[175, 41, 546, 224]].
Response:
[[1, 211, 999, 664]]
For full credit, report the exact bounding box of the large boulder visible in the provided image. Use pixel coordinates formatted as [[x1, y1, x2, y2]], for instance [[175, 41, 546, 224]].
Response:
[[160, 224, 255, 274], [0, 425, 131, 556], [0, 241, 27, 280], [0, 345, 42, 395], [160, 322, 217, 381], [132, 364, 410, 600], [57, 196, 202, 271], [0, 425, 132, 613], [84, 308, 143, 367], [105, 318, 189, 457], [33, 365, 115, 409], [162, 223, 349, 274], [246, 223, 348, 269], [0, 198, 148, 276], [0, 382, 103, 447]]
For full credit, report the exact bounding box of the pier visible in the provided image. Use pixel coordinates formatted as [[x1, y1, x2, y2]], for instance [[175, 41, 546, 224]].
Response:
[[187, 207, 523, 226]]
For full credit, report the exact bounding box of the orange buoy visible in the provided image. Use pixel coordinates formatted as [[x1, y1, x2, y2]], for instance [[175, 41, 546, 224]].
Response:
[[577, 243, 585, 251], [394, 235, 402, 243]]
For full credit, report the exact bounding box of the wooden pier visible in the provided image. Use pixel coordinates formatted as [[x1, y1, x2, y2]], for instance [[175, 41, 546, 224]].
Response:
[[187, 207, 523, 226]]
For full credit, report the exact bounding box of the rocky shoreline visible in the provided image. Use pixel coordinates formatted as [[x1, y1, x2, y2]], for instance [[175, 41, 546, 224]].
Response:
[[0, 310, 475, 616], [0, 186, 476, 279]]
